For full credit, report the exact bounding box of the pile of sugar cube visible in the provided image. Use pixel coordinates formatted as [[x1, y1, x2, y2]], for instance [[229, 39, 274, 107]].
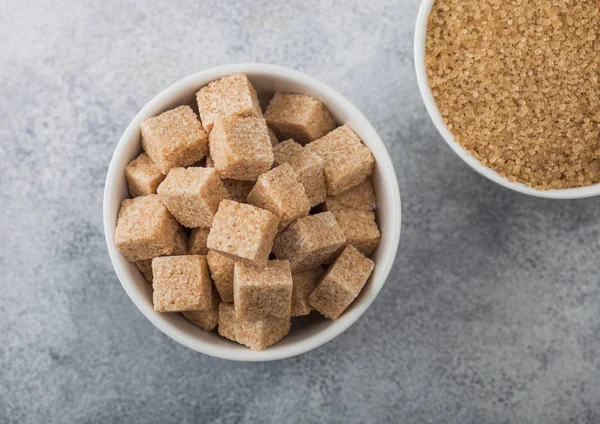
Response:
[[114, 73, 380, 350]]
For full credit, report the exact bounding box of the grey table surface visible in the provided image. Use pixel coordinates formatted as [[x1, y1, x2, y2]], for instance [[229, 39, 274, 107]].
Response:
[[2, 1, 600, 423]]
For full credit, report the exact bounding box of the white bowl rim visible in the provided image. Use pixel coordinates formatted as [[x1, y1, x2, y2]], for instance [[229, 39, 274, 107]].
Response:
[[103, 63, 402, 361], [414, 0, 600, 200]]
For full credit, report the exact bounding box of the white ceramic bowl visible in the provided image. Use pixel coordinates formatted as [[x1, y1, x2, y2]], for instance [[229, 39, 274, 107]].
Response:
[[103, 63, 402, 361], [415, 0, 600, 199]]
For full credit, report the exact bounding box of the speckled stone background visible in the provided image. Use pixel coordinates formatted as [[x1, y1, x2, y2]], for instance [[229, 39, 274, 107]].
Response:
[[2, 1, 600, 423]]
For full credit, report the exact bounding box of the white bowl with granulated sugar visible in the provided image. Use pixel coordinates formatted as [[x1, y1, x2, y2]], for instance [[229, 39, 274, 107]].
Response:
[[103, 63, 402, 361], [415, 0, 600, 199]]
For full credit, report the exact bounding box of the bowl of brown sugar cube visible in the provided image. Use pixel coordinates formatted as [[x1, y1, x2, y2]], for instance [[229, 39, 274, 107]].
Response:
[[103, 64, 401, 361], [415, 0, 600, 199]]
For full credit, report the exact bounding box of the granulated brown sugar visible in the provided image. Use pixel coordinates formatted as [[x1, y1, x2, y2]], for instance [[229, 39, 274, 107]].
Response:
[[426, 0, 600, 189]]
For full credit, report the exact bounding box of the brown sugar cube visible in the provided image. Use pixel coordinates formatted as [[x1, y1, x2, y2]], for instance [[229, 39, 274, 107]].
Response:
[[268, 128, 279, 146], [309, 245, 374, 320], [205, 155, 214, 167], [114, 195, 179, 262], [246, 164, 310, 230], [207, 200, 279, 267], [209, 116, 274, 181], [234, 260, 293, 321], [218, 303, 290, 351], [152, 255, 213, 312], [136, 227, 189, 283], [273, 139, 326, 206], [196, 73, 262, 133], [157, 167, 230, 228], [273, 212, 346, 271], [306, 125, 375, 195], [291, 268, 324, 317], [265, 93, 337, 145], [207, 250, 235, 303], [324, 179, 376, 212], [188, 227, 210, 255], [125, 153, 166, 197], [222, 179, 255, 203], [182, 288, 220, 332], [140, 106, 208, 174], [331, 210, 380, 257]]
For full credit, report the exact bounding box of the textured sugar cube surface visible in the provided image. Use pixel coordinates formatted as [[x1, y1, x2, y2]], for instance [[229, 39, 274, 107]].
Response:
[[125, 153, 165, 197], [218, 303, 290, 351], [273, 211, 346, 271], [247, 164, 310, 230], [114, 195, 180, 262], [265, 93, 337, 145], [291, 268, 324, 317], [234, 260, 293, 321], [188, 227, 210, 255], [207, 200, 279, 267], [207, 250, 235, 303], [324, 179, 376, 212], [182, 288, 220, 332], [196, 73, 262, 133], [209, 116, 274, 181], [309, 245, 374, 320], [136, 227, 189, 283], [306, 125, 375, 195], [135, 227, 189, 282], [273, 139, 326, 207], [332, 210, 381, 258], [222, 179, 255, 203], [157, 167, 229, 228], [140, 105, 208, 174], [152, 255, 213, 312]]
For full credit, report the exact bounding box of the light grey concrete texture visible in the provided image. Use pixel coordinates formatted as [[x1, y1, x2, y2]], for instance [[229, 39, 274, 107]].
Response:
[[2, 0, 600, 423]]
